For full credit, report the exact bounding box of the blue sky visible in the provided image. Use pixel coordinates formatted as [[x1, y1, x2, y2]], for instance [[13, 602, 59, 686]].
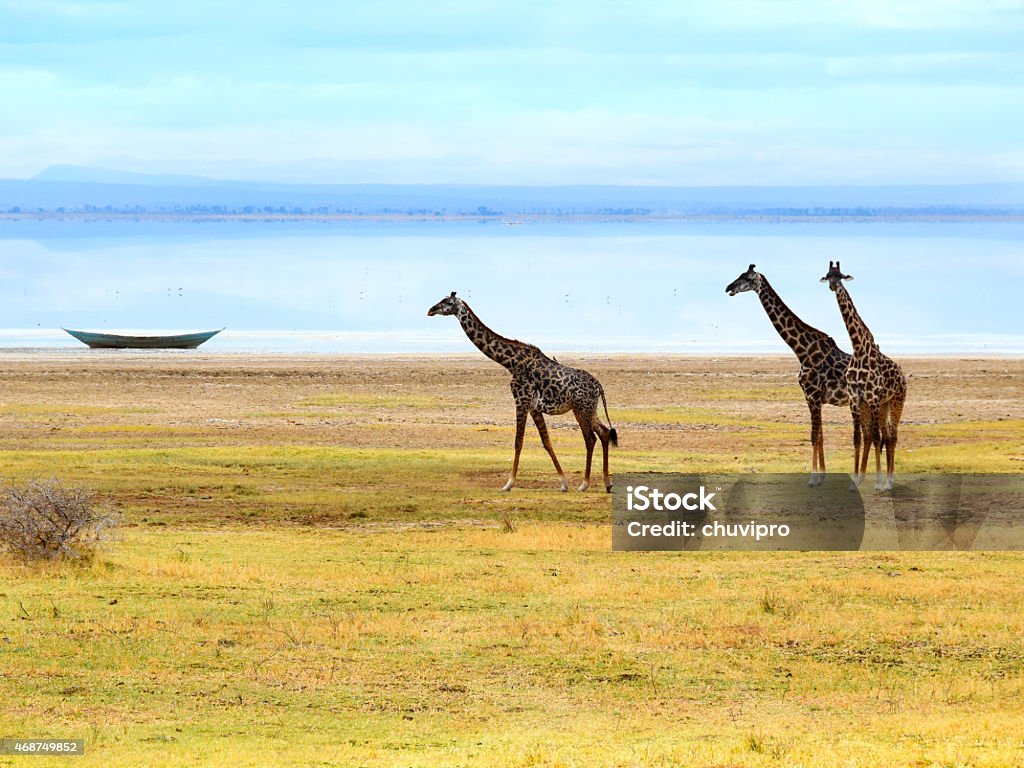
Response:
[[1, 1, 1024, 184]]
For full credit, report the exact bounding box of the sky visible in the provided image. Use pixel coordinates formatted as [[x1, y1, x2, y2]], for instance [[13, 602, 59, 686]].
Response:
[[1, 0, 1024, 185]]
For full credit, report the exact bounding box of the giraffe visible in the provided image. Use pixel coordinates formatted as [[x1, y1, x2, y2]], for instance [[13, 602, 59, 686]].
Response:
[[821, 261, 907, 491], [726, 264, 856, 487], [427, 292, 618, 492]]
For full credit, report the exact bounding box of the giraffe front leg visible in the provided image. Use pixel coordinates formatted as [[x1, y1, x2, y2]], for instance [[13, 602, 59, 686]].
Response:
[[883, 395, 904, 491], [808, 403, 823, 487], [849, 403, 864, 491], [847, 403, 872, 493], [849, 406, 860, 487], [859, 407, 876, 488], [503, 406, 528, 492], [532, 411, 568, 492], [870, 409, 884, 491]]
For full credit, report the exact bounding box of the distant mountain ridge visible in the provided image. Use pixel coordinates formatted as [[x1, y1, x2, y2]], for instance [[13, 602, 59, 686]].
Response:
[[32, 165, 225, 188], [3, 165, 1024, 216]]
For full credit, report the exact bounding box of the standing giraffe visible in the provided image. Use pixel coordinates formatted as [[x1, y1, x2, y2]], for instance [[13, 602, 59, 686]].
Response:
[[427, 292, 618, 492], [726, 264, 856, 486], [821, 261, 907, 491]]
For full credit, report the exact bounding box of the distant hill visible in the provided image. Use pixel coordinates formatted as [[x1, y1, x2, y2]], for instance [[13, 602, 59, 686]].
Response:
[[32, 164, 225, 188], [2, 165, 1023, 216]]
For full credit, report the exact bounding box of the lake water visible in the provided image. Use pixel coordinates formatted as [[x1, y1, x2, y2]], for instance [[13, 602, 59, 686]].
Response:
[[1, 218, 1021, 355]]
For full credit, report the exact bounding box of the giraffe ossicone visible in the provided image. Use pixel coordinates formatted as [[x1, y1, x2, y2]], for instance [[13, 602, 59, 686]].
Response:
[[428, 291, 618, 493]]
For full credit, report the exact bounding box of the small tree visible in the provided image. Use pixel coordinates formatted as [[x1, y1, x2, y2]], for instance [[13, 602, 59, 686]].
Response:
[[0, 479, 120, 562]]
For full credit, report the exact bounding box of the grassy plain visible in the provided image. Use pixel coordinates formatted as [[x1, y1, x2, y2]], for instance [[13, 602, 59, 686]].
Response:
[[1, 353, 1023, 767]]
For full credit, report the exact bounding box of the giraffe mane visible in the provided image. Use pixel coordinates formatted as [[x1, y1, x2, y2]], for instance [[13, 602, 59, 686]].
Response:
[[460, 302, 552, 361]]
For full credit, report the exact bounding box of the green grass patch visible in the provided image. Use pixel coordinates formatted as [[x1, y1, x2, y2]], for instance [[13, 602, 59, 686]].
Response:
[[296, 392, 446, 408], [893, 441, 1024, 472], [615, 406, 773, 427], [66, 425, 195, 435], [0, 443, 809, 526], [914, 419, 1024, 439], [0, 403, 157, 418]]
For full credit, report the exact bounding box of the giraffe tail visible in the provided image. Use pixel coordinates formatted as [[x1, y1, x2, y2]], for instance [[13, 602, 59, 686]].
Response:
[[601, 388, 618, 447]]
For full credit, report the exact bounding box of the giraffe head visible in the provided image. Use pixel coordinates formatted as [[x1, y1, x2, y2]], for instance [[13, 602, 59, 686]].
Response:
[[725, 264, 762, 296], [427, 291, 463, 317], [820, 261, 853, 292]]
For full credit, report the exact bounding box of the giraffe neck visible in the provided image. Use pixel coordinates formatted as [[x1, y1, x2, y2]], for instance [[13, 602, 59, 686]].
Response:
[[456, 303, 533, 370], [755, 277, 829, 358], [833, 282, 877, 356]]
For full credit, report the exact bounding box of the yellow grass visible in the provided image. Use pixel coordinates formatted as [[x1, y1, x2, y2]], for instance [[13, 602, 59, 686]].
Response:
[[2, 528, 1024, 767]]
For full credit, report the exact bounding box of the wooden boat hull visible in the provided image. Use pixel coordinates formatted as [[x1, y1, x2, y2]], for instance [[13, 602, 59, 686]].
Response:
[[63, 328, 223, 349]]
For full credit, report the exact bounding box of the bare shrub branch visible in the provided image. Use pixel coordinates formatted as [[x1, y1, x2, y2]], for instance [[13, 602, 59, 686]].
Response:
[[0, 479, 120, 561]]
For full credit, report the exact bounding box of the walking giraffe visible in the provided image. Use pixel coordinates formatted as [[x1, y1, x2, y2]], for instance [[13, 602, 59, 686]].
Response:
[[427, 292, 618, 492], [821, 261, 907, 491], [726, 264, 856, 486]]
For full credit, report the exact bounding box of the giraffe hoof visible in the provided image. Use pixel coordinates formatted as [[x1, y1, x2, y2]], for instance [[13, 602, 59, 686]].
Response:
[[576, 482, 589, 492], [501, 480, 514, 492], [605, 484, 613, 494], [559, 481, 569, 493]]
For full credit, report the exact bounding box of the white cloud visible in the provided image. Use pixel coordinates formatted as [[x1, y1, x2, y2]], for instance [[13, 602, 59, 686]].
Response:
[[1, 1, 1022, 184], [836, 0, 1024, 29]]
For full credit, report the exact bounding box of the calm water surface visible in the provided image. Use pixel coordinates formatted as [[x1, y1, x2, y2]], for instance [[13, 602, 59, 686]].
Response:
[[1, 219, 1021, 354]]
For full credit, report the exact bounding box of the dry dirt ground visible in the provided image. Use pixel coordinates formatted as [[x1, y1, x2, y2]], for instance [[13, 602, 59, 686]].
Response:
[[0, 352, 1021, 524], [0, 352, 1020, 445]]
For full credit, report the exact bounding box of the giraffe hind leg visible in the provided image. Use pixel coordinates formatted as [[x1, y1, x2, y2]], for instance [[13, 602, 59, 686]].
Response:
[[593, 420, 613, 492], [532, 411, 568, 492], [574, 409, 597, 492]]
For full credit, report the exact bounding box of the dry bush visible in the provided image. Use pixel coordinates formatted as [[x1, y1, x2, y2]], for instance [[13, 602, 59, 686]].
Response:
[[0, 479, 120, 562]]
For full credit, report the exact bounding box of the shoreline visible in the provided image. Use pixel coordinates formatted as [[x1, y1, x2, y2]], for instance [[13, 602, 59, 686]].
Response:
[[1, 348, 1023, 363], [4, 212, 1024, 224]]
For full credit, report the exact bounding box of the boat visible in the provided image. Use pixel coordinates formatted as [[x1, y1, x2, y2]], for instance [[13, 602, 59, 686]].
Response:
[[62, 328, 224, 349]]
